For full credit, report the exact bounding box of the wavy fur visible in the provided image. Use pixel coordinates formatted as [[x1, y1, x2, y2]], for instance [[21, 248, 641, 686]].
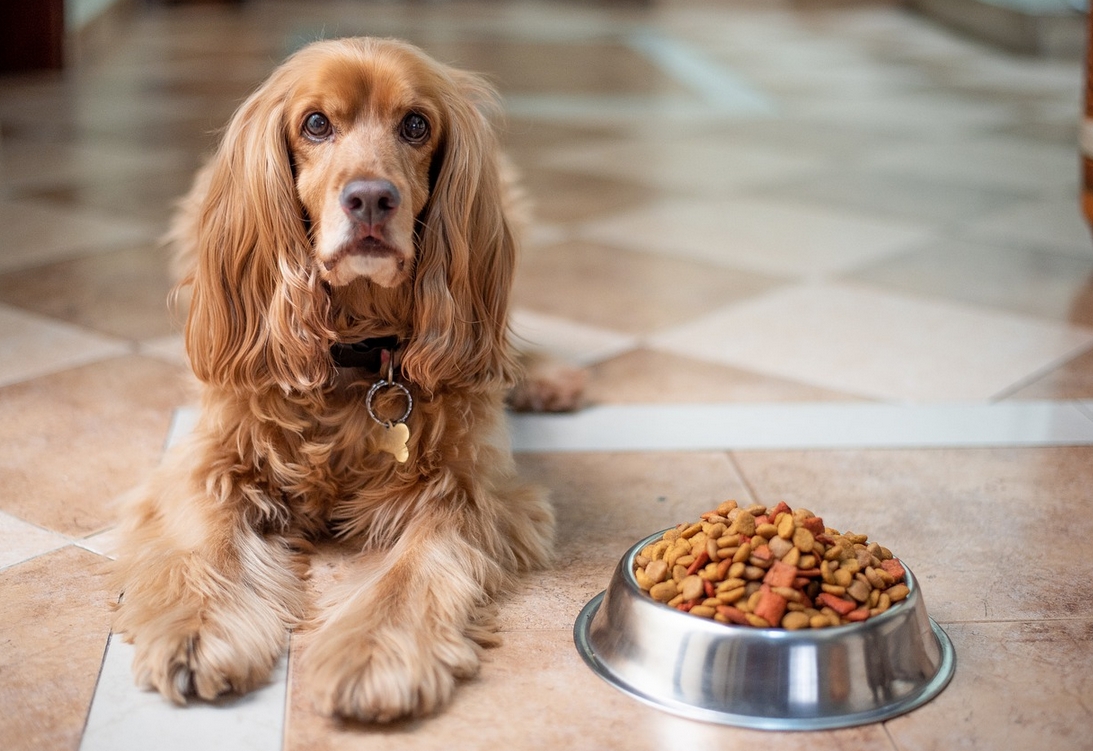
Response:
[[111, 38, 553, 722]]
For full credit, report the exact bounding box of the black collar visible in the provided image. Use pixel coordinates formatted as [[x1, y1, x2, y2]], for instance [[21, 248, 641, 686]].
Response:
[[330, 335, 401, 372]]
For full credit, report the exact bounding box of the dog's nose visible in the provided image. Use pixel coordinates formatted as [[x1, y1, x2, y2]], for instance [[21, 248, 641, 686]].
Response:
[[340, 179, 401, 226]]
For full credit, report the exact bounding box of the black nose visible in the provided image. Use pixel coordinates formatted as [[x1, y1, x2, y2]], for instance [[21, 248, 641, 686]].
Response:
[[340, 179, 401, 226]]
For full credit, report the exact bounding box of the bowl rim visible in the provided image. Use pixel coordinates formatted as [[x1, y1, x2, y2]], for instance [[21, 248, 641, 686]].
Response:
[[573, 529, 957, 730]]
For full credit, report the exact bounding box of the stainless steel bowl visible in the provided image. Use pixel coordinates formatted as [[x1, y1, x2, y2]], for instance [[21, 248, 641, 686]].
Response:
[[574, 530, 955, 730]]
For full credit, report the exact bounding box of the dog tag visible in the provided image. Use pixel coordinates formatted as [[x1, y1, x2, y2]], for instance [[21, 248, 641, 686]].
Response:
[[365, 369, 413, 464], [376, 421, 411, 463]]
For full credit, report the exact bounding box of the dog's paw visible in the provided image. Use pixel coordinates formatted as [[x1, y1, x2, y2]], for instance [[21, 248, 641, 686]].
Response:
[[508, 356, 587, 413], [130, 632, 225, 703], [121, 597, 289, 704], [309, 624, 481, 722]]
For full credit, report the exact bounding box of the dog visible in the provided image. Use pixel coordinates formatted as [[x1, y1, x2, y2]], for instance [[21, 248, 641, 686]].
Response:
[[111, 37, 560, 722]]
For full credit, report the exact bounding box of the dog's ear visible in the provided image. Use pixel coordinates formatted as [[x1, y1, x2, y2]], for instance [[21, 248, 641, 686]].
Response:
[[400, 70, 519, 396], [182, 69, 333, 395]]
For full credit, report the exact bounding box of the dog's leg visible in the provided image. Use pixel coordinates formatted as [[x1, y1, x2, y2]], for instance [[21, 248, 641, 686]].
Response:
[[306, 477, 553, 722], [111, 445, 307, 703]]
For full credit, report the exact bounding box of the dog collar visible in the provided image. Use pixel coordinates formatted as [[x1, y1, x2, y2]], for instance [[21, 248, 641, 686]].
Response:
[[330, 335, 401, 372]]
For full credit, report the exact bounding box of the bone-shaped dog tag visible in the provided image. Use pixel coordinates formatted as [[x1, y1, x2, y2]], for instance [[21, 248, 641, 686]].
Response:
[[365, 353, 414, 464], [376, 422, 410, 463]]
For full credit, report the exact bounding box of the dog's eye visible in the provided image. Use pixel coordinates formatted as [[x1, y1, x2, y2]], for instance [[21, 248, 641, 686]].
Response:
[[399, 113, 429, 144], [303, 112, 332, 140]]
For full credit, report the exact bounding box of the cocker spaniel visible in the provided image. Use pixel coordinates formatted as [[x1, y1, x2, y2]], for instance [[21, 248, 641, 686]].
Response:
[[111, 37, 560, 722]]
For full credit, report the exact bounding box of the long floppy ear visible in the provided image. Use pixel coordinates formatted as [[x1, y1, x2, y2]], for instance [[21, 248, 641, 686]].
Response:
[[399, 70, 519, 396], [183, 70, 333, 395]]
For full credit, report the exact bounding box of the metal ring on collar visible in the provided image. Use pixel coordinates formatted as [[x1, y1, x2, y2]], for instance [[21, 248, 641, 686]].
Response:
[[365, 379, 413, 426]]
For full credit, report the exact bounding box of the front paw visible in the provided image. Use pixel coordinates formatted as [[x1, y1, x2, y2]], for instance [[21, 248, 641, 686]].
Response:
[[119, 597, 289, 703], [308, 624, 481, 722]]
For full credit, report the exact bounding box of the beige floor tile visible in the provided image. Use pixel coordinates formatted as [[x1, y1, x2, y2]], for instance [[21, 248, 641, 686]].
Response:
[[0, 355, 189, 536], [1007, 348, 1093, 399], [541, 134, 831, 196], [0, 242, 181, 341], [847, 238, 1093, 328], [0, 510, 71, 570], [939, 51, 1081, 97], [790, 90, 1016, 136], [885, 620, 1093, 751], [0, 243, 182, 341], [579, 197, 931, 279], [502, 119, 625, 165], [993, 115, 1079, 149], [513, 240, 785, 336], [0, 198, 155, 274], [441, 38, 687, 99], [517, 451, 754, 559], [77, 525, 123, 560], [519, 167, 649, 224], [740, 48, 923, 100], [707, 118, 890, 164], [586, 348, 862, 405], [753, 168, 1023, 226], [137, 333, 190, 368], [860, 135, 1079, 195], [2, 137, 195, 195], [0, 546, 113, 751], [0, 303, 130, 387], [20, 167, 199, 225], [729, 446, 1093, 623], [649, 282, 1093, 402], [510, 308, 637, 365], [963, 196, 1092, 258]]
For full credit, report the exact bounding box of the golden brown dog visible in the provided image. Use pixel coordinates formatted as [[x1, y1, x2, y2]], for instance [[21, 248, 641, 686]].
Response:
[[111, 37, 556, 722]]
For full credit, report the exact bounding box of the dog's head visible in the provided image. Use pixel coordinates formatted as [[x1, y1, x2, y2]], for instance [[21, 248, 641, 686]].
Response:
[[184, 38, 517, 395]]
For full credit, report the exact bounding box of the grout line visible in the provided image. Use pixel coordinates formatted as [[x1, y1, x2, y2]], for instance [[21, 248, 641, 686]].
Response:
[[1074, 401, 1093, 422], [882, 722, 905, 751], [0, 542, 76, 573], [281, 638, 295, 751], [934, 616, 1093, 625], [725, 451, 761, 506], [78, 630, 116, 751]]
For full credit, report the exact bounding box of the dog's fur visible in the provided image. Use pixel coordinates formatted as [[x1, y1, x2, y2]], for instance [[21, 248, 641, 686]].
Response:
[[111, 37, 556, 722]]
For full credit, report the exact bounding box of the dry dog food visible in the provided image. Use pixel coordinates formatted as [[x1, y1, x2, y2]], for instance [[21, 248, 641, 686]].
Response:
[[633, 500, 909, 629]]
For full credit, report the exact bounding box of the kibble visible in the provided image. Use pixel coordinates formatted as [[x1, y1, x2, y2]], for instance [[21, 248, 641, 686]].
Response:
[[633, 500, 909, 629]]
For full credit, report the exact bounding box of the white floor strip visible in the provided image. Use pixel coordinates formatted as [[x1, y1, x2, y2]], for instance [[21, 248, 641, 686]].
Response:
[[164, 400, 1093, 455], [507, 400, 1093, 453], [80, 635, 289, 751]]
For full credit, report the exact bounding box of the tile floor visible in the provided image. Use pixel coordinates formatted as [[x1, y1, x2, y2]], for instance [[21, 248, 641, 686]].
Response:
[[2, 0, 1093, 749]]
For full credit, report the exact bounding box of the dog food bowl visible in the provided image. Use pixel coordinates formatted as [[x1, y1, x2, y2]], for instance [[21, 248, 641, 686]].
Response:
[[574, 530, 955, 731]]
